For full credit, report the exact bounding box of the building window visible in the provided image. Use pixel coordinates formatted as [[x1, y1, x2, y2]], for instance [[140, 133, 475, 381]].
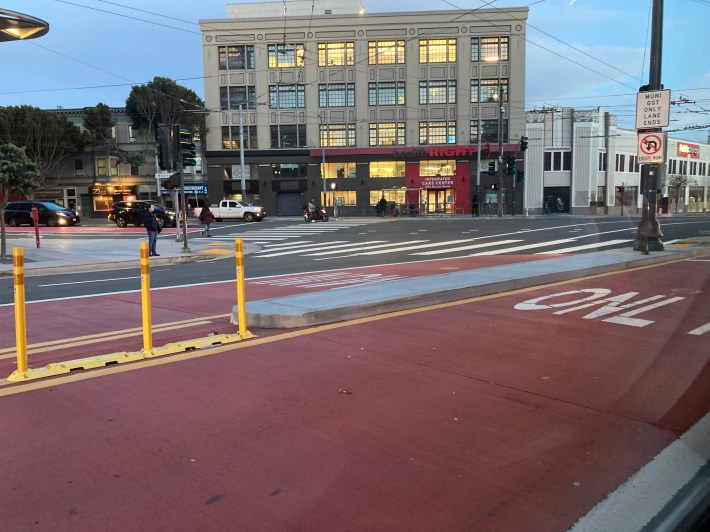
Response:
[[470, 119, 508, 144], [74, 159, 84, 177], [668, 159, 676, 175], [369, 161, 405, 178], [544, 151, 572, 171], [268, 43, 305, 68], [368, 40, 405, 65], [318, 42, 354, 66], [471, 36, 509, 62], [628, 155, 640, 173], [96, 157, 118, 177], [270, 124, 307, 148], [269, 85, 306, 108], [323, 162, 357, 178], [318, 83, 355, 107], [222, 125, 257, 150], [368, 82, 405, 106], [598, 152, 607, 171], [420, 159, 456, 176], [419, 80, 456, 104], [218, 45, 255, 70], [320, 123, 356, 147], [220, 86, 257, 110], [419, 121, 456, 145], [615, 153, 626, 172], [128, 125, 138, 143], [369, 123, 405, 146], [478, 79, 508, 103], [419, 38, 457, 63], [272, 163, 307, 179]]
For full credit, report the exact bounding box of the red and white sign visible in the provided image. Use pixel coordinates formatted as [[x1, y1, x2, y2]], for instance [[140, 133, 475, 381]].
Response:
[[637, 132, 666, 164], [677, 142, 700, 159]]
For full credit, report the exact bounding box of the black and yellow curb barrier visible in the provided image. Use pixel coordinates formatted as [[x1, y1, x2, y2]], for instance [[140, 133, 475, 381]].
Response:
[[7, 238, 253, 383], [6, 331, 254, 382]]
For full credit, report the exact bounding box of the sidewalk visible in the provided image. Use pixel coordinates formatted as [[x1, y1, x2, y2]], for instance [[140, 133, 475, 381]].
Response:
[[0, 228, 224, 276]]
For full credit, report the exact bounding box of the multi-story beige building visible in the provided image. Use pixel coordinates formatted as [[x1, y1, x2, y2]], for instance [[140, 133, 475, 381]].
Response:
[[200, 1, 528, 216]]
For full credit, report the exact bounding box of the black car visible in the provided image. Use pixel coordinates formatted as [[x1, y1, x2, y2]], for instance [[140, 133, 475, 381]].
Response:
[[3, 201, 80, 227], [108, 201, 177, 228]]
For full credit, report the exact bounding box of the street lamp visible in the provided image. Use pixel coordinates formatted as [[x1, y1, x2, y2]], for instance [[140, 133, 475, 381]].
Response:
[[330, 182, 337, 218], [0, 9, 49, 42]]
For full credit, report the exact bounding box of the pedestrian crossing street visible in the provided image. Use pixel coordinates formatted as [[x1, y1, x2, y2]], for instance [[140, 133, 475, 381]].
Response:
[[200, 221, 633, 260]]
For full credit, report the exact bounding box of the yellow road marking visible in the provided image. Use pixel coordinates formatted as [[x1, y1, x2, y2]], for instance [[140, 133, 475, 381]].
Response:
[[0, 258, 691, 397], [0, 315, 230, 359]]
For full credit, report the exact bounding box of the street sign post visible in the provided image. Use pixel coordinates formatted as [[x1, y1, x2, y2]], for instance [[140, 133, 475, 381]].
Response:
[[637, 132, 667, 164], [635, 89, 670, 130]]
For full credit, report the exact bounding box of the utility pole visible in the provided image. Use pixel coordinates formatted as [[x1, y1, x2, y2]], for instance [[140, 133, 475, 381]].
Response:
[[238, 104, 246, 201], [634, 0, 665, 252], [497, 84, 504, 217]]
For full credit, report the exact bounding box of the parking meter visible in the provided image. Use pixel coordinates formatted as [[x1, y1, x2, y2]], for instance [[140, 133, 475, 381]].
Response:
[[30, 207, 40, 248]]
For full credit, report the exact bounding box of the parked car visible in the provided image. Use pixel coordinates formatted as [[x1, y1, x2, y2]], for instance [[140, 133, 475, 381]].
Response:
[[3, 201, 80, 227], [108, 201, 177, 228]]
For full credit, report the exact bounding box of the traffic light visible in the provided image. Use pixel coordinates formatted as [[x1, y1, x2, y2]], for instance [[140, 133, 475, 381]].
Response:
[[176, 126, 197, 168], [516, 170, 524, 183], [156, 125, 176, 171], [491, 184, 499, 190], [520, 136, 528, 151], [487, 161, 496, 176], [507, 156, 516, 176], [615, 186, 625, 193]]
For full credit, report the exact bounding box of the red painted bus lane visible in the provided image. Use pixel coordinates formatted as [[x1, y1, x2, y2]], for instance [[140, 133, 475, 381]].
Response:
[[0, 257, 707, 530]]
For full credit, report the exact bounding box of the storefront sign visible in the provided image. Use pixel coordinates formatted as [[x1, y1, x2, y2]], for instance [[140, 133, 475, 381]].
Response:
[[33, 189, 63, 200], [393, 146, 479, 160], [90, 185, 136, 195], [160, 184, 208, 195], [421, 176, 455, 188], [677, 142, 700, 159]]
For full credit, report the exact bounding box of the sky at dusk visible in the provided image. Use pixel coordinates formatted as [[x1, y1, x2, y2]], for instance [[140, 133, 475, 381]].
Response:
[[1, 0, 708, 142]]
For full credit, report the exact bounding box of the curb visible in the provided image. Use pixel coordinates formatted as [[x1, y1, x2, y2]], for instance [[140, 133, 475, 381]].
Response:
[[241, 246, 710, 329]]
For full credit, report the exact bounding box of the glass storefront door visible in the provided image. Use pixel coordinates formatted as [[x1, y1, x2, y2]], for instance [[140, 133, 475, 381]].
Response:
[[426, 189, 455, 213]]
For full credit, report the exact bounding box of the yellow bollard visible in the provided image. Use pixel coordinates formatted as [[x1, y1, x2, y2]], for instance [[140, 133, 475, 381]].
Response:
[[13, 248, 28, 373], [140, 241, 153, 352], [235, 238, 248, 336]]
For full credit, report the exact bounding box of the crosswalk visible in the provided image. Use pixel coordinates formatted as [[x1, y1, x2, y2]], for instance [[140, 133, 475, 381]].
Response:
[[199, 221, 634, 260]]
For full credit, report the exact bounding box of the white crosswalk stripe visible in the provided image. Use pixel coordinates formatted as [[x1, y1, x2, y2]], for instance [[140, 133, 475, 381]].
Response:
[[534, 239, 632, 254], [256, 241, 388, 258]]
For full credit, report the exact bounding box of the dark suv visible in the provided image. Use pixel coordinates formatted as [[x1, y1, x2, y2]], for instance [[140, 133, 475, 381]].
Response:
[[3, 201, 80, 227], [108, 201, 177, 228]]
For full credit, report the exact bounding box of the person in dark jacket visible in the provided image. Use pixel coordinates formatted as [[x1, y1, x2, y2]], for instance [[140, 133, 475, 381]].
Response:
[[199, 206, 215, 237], [143, 203, 160, 256]]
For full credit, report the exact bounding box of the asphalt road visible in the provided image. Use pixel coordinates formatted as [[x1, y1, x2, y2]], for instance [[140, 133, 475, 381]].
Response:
[[1, 214, 709, 304]]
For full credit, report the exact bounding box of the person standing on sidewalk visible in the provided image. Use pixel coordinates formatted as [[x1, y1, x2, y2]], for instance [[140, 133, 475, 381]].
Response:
[[199, 205, 215, 237], [143, 203, 161, 256]]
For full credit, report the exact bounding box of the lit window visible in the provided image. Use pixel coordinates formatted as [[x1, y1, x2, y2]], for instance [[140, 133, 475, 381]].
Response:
[[268, 43, 305, 68], [419, 80, 456, 104], [419, 121, 456, 145], [369, 123, 405, 146], [318, 42, 354, 66], [368, 40, 405, 65], [419, 38, 457, 63]]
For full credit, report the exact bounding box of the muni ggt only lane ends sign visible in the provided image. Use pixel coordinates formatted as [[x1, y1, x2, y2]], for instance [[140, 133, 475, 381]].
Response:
[[635, 89, 670, 130]]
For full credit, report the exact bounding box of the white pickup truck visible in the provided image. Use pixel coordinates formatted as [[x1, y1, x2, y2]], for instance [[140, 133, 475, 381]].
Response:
[[209, 200, 266, 222]]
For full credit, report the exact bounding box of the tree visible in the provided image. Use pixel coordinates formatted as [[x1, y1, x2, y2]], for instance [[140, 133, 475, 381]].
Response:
[[0, 106, 86, 186], [665, 174, 696, 214], [126, 76, 206, 143], [83, 103, 143, 165], [0, 144, 40, 260]]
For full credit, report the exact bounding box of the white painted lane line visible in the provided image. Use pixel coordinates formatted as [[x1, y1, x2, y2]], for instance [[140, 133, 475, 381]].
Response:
[[38, 276, 140, 287], [411, 239, 524, 256], [256, 241, 388, 257], [307, 240, 432, 257], [688, 322, 710, 336], [467, 239, 577, 255], [260, 241, 345, 251], [534, 239, 632, 254]]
